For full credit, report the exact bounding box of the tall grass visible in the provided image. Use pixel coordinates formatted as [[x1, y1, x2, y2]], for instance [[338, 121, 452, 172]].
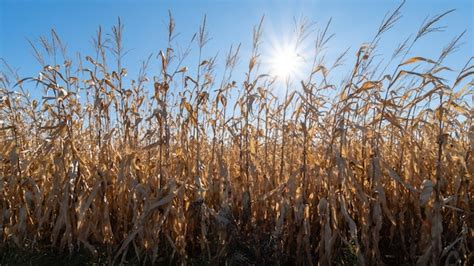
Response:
[[1, 4, 472, 265]]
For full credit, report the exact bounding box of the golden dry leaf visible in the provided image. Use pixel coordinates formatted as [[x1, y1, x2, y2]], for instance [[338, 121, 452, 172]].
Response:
[[177, 66, 188, 73], [400, 56, 437, 66]]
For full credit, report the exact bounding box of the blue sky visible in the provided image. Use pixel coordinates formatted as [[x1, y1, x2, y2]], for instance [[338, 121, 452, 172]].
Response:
[[0, 0, 472, 98]]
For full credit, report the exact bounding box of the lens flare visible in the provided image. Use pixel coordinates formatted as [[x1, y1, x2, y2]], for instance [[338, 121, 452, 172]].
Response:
[[269, 43, 302, 80]]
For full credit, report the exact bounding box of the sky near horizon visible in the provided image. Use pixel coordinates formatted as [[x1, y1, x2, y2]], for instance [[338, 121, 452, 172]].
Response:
[[0, 0, 472, 99]]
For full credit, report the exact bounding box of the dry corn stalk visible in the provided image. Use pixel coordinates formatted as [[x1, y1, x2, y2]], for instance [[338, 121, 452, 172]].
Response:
[[0, 3, 473, 265]]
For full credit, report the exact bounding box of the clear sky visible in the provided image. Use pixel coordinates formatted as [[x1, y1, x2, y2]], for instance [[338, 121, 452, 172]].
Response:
[[0, 0, 472, 98]]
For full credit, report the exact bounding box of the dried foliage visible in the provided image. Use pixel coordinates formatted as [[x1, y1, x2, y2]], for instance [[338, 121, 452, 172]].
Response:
[[1, 5, 473, 265]]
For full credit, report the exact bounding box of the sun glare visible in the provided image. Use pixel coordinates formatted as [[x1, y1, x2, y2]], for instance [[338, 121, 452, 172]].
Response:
[[270, 44, 302, 80]]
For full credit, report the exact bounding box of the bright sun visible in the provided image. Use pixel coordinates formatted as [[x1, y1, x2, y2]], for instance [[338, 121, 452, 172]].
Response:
[[270, 44, 301, 80]]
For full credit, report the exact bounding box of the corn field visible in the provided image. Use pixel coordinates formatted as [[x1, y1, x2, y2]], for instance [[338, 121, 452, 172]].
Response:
[[0, 3, 473, 265]]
